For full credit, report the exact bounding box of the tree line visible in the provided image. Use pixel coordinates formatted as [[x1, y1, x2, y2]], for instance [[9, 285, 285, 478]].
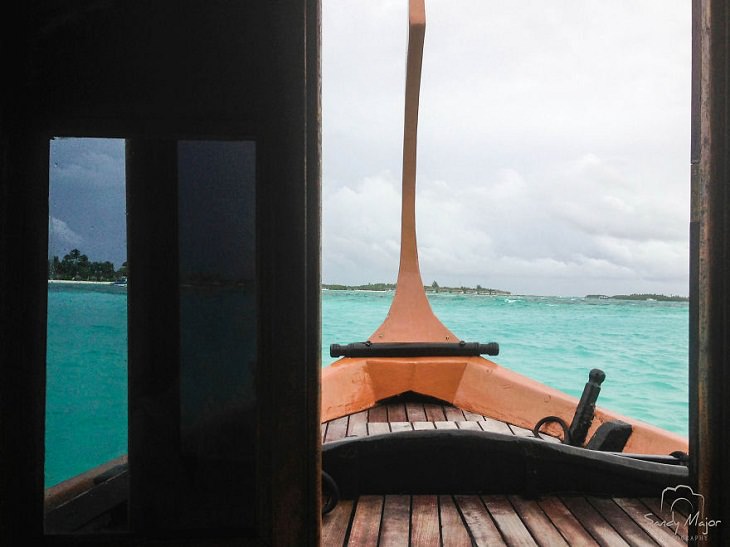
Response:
[[48, 249, 127, 282]]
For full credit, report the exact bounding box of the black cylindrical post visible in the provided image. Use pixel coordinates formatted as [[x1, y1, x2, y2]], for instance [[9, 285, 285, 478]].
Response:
[[568, 369, 606, 447]]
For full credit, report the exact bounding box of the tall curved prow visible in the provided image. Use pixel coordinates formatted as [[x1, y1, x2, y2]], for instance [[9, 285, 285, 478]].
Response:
[[370, 0, 457, 343]]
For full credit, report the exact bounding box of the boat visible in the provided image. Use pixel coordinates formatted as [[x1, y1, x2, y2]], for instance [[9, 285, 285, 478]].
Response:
[[320, 1, 689, 542]]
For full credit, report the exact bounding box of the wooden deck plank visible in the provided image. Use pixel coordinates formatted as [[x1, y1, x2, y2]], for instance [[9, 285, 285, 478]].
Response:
[[379, 495, 410, 547], [614, 497, 687, 546], [368, 404, 389, 423], [455, 495, 507, 546], [325, 416, 349, 443], [411, 495, 440, 547], [386, 402, 408, 422], [443, 405, 466, 421], [586, 497, 656, 546], [367, 422, 391, 435], [389, 421, 413, 433], [508, 424, 535, 437], [322, 499, 354, 547], [439, 495, 475, 547], [482, 495, 538, 546], [479, 417, 513, 435], [347, 411, 368, 437], [455, 420, 481, 431], [321, 400, 681, 547], [537, 497, 599, 546], [509, 496, 569, 547], [641, 497, 689, 540], [406, 401, 428, 422], [423, 402, 447, 421], [642, 493, 689, 518], [560, 496, 629, 547], [462, 409, 485, 421], [347, 496, 383, 547]]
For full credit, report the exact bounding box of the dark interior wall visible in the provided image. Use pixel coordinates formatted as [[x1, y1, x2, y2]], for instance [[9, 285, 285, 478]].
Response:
[[0, 1, 320, 544]]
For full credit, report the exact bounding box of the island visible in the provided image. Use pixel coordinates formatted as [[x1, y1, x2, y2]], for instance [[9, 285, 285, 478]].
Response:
[[48, 249, 127, 283], [586, 293, 688, 302], [322, 281, 511, 295]]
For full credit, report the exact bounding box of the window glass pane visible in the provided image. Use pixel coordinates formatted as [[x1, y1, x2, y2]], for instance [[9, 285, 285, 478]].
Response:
[[177, 140, 257, 528], [45, 137, 129, 532]]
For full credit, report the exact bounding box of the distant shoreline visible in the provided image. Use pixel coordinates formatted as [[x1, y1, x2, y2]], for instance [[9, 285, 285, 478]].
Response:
[[49, 279, 116, 285], [322, 282, 511, 295], [586, 293, 688, 302]]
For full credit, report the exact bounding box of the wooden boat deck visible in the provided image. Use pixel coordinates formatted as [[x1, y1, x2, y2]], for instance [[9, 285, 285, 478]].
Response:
[[321, 397, 688, 546]]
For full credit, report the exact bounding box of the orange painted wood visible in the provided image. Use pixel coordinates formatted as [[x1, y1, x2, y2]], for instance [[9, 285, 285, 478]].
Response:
[[508, 496, 569, 547], [379, 495, 411, 547], [439, 495, 472, 547], [455, 495, 506, 546], [321, 358, 688, 455], [613, 497, 687, 546], [348, 496, 384, 547], [322, 499, 354, 546], [537, 497, 598, 546], [586, 497, 655, 546], [560, 496, 629, 547], [482, 496, 538, 546], [411, 495, 440, 546], [368, 0, 457, 345]]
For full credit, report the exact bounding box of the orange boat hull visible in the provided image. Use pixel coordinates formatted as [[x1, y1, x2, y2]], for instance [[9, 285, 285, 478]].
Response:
[[322, 355, 688, 456]]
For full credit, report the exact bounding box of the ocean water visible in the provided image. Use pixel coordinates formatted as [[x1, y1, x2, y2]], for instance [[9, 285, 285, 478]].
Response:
[[45, 284, 689, 488], [46, 282, 129, 488], [322, 290, 689, 438]]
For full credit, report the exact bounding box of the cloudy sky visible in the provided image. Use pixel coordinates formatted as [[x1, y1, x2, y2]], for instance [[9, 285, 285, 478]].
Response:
[[322, 0, 691, 296], [49, 137, 126, 268], [49, 0, 691, 297]]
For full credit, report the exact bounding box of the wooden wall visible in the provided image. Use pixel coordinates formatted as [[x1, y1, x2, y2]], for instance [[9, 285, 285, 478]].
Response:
[[0, 1, 320, 545]]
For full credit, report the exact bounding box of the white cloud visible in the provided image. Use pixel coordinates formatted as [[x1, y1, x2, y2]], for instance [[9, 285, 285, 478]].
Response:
[[49, 216, 83, 251], [322, 0, 691, 296]]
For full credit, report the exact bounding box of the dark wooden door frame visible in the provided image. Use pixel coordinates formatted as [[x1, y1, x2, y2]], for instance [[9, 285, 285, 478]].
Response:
[[690, 1, 730, 545]]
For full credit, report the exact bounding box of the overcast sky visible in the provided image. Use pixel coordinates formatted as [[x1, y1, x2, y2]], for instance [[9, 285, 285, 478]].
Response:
[[322, 0, 691, 296], [49, 1, 691, 297]]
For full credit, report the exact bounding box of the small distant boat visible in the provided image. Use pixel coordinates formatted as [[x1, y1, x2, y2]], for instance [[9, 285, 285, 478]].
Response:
[[112, 277, 128, 287], [320, 0, 688, 528]]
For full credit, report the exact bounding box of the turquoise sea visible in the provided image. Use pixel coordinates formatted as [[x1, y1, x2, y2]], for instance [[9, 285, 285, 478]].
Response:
[[45, 284, 689, 488]]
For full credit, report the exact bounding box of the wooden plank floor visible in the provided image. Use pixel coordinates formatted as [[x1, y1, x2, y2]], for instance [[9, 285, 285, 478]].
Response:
[[321, 398, 560, 444], [321, 398, 688, 546]]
